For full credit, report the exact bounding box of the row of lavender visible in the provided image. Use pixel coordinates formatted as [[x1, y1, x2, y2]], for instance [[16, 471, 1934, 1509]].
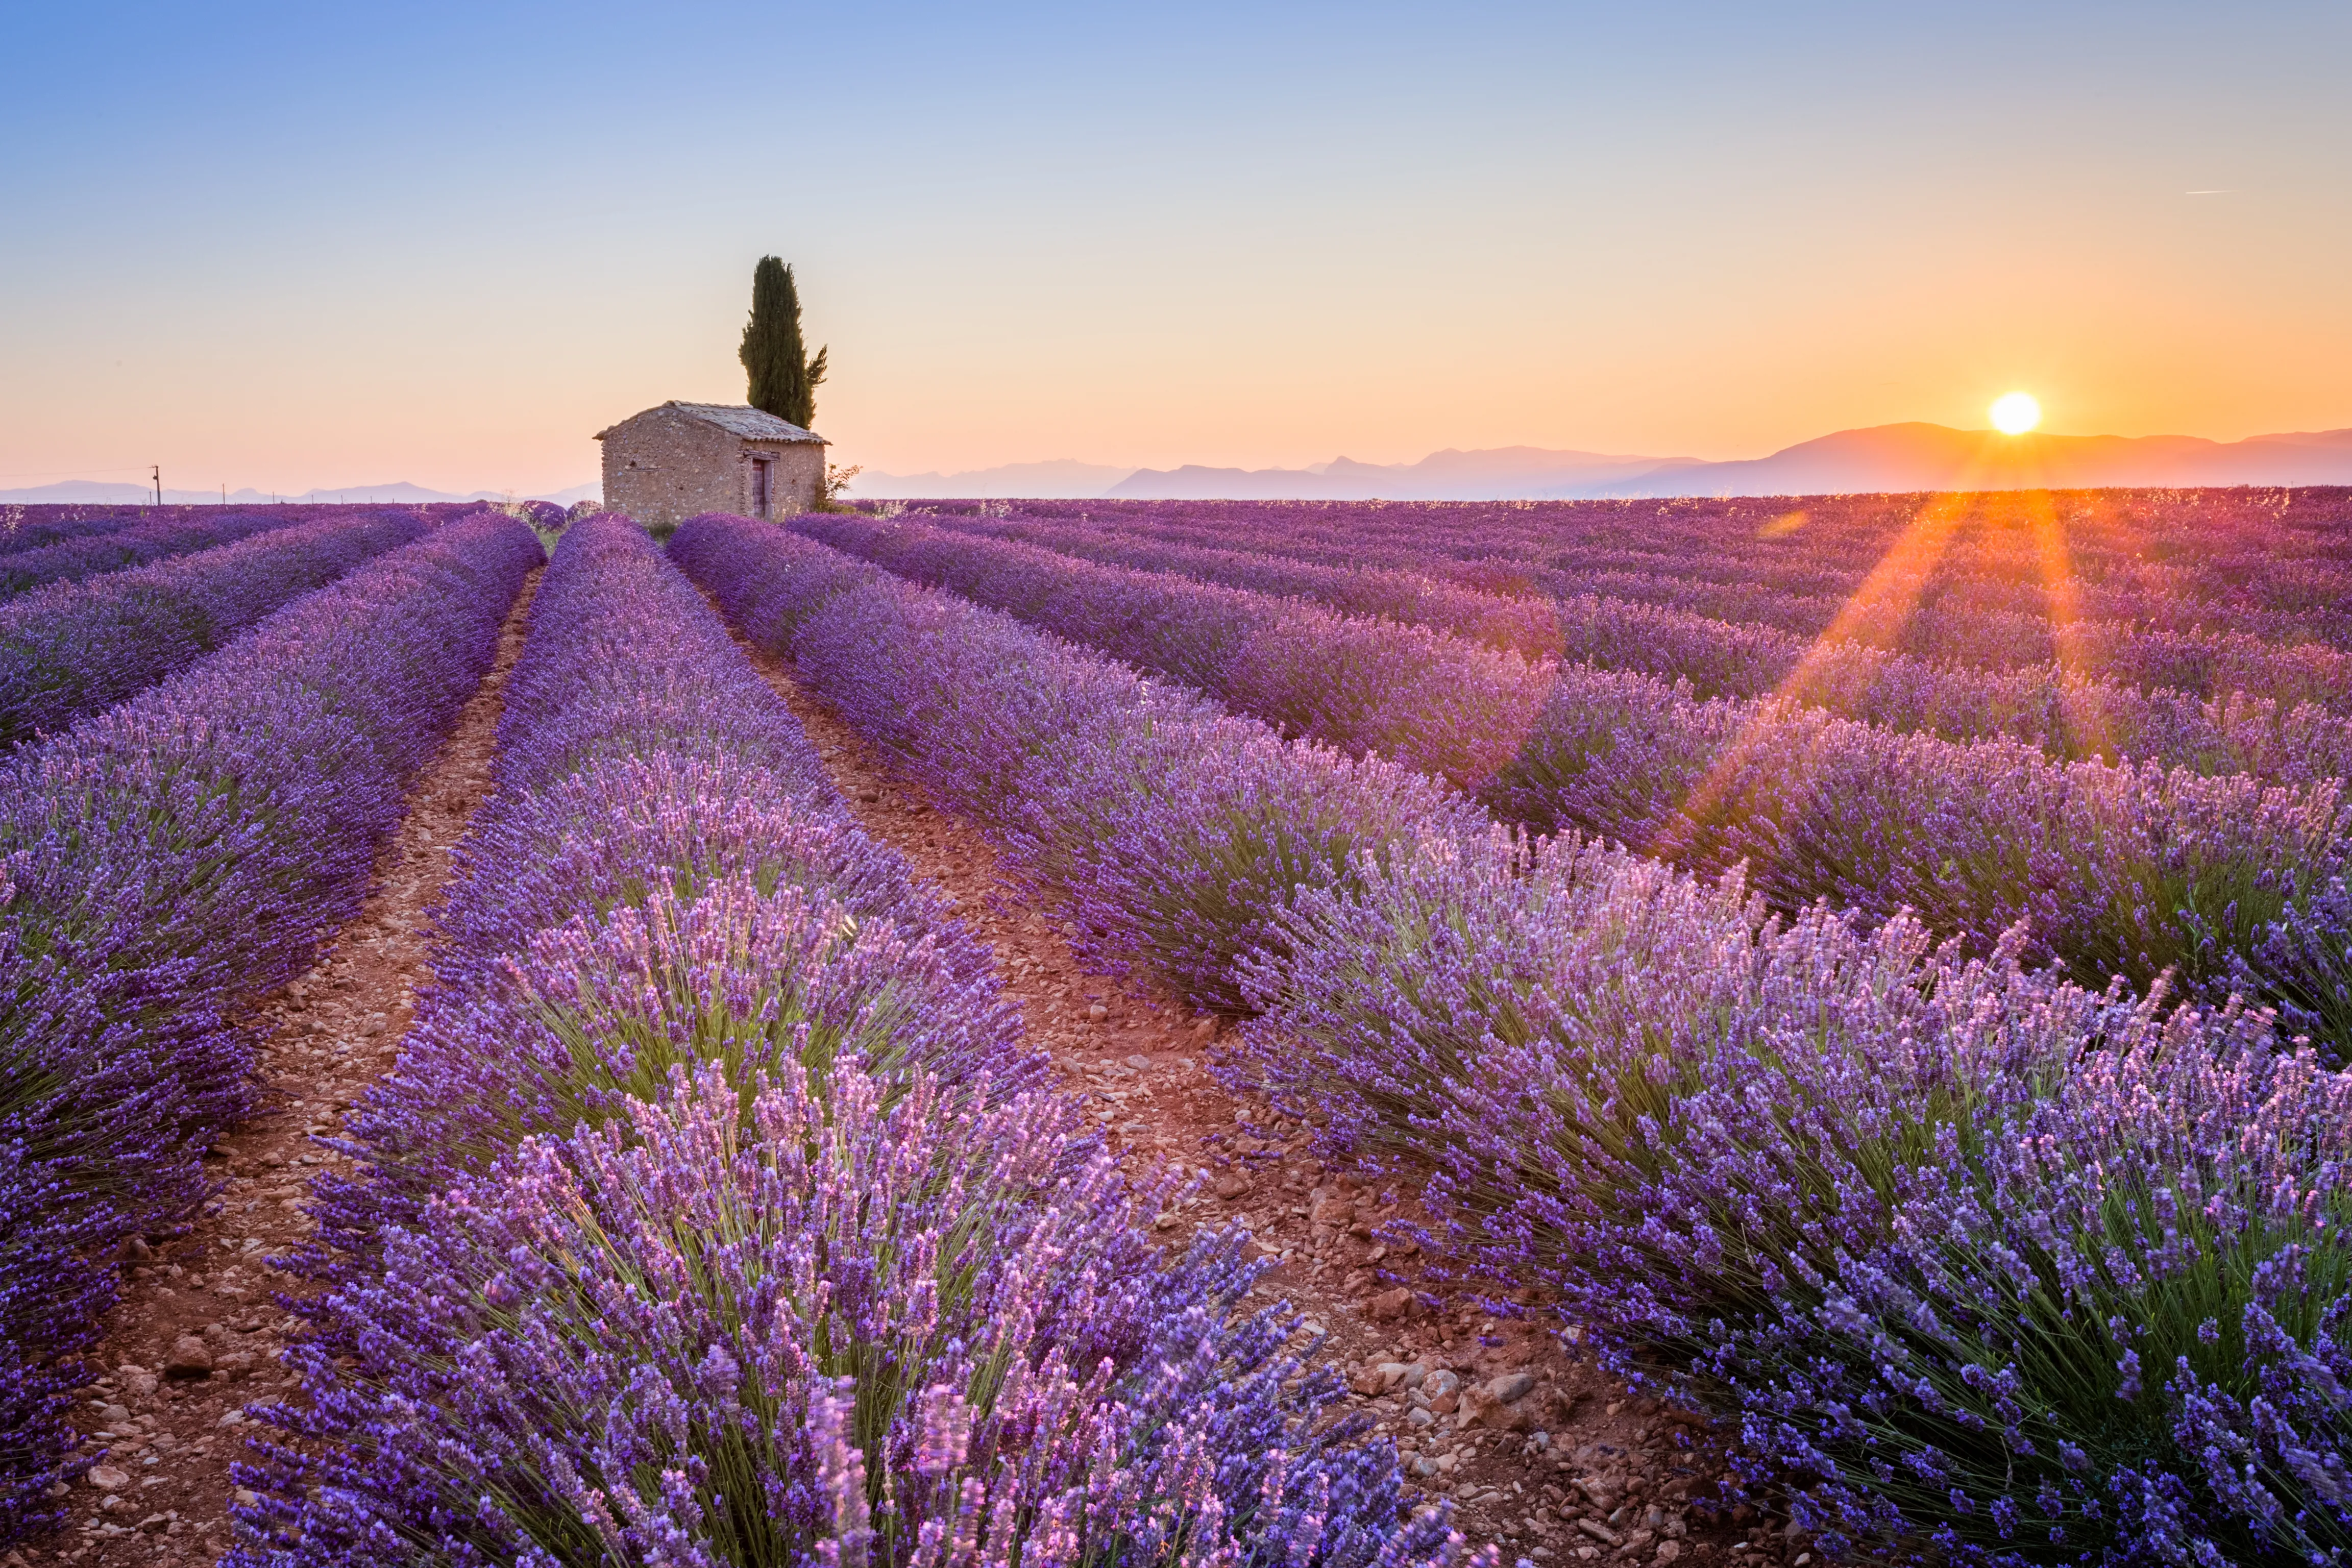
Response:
[[1216, 528, 2351, 667], [972, 490, 2352, 647], [676, 511, 2352, 1567], [797, 513, 2352, 1045], [976, 490, 2352, 591], [0, 508, 152, 559], [919, 510, 2352, 790], [239, 513, 1459, 1568], [0, 506, 385, 600], [934, 509, 2352, 732], [0, 510, 436, 748], [0, 513, 541, 1542], [1523, 558, 2345, 669]]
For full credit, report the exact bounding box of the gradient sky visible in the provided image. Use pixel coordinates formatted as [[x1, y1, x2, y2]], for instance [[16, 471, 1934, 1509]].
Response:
[[4, 1, 2347, 494]]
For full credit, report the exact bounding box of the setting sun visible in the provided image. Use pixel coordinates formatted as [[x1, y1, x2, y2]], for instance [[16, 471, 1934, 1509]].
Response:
[[1989, 391, 2042, 435]]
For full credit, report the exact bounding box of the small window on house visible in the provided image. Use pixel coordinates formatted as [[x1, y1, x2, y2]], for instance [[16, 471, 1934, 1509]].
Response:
[[750, 456, 773, 519]]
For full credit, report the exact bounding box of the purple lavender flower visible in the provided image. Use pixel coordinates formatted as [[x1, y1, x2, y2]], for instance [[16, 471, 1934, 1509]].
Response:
[[0, 505, 150, 558], [0, 505, 304, 598], [786, 510, 2351, 1036], [914, 508, 2352, 779], [0, 510, 432, 747], [1247, 822, 2352, 1562], [674, 515, 1485, 1012], [319, 872, 1033, 1250], [241, 1063, 1459, 1568]]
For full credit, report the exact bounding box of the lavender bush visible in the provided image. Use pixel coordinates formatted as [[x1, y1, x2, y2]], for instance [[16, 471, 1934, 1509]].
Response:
[[2236, 875, 2352, 1054], [934, 512, 1566, 661], [429, 749, 940, 996], [0, 505, 318, 598], [794, 512, 2352, 1032], [795, 513, 1550, 795], [1522, 592, 2352, 779], [685, 513, 2352, 1563], [675, 516, 1484, 1012], [0, 512, 538, 1542], [487, 517, 835, 804], [0, 506, 146, 559], [929, 509, 2352, 754], [310, 513, 1031, 1255], [1493, 679, 2352, 1003], [0, 1101, 124, 1536], [244, 1064, 1459, 1568], [1248, 829, 2352, 1562], [334, 877, 1031, 1242], [947, 490, 2352, 655], [0, 509, 432, 747]]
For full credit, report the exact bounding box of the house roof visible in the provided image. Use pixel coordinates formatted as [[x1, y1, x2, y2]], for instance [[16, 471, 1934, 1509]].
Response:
[[596, 401, 827, 444]]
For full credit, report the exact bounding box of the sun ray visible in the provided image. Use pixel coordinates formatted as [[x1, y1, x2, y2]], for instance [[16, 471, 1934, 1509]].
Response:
[[1656, 435, 2069, 875], [2016, 485, 2118, 760]]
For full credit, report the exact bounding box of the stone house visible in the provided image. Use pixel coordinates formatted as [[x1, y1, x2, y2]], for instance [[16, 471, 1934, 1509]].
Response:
[[594, 401, 828, 528]]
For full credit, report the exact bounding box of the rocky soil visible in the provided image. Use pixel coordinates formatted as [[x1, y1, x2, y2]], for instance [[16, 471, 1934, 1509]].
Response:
[[21, 575, 538, 1568]]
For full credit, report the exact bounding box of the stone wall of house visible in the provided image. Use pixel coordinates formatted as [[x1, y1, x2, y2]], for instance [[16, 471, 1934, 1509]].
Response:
[[600, 409, 745, 529], [600, 409, 829, 527]]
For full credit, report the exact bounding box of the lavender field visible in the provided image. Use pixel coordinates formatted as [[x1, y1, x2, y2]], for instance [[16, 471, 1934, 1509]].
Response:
[[712, 487, 2352, 1566], [5, 491, 2350, 1568]]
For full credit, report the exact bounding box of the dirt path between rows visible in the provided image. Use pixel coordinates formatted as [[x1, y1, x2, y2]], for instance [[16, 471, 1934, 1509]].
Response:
[[24, 572, 539, 1568], [734, 640, 1803, 1568]]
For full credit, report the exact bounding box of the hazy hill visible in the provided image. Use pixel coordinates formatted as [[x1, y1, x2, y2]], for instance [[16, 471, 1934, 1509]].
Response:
[[1109, 446, 1685, 500], [848, 460, 1137, 499], [855, 425, 2352, 502], [1584, 423, 2352, 498]]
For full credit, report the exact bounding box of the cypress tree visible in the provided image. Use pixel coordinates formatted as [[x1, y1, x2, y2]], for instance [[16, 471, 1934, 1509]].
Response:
[[739, 256, 828, 429]]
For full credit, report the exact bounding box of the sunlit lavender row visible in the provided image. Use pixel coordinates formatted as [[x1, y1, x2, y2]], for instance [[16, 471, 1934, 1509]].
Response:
[[674, 508, 2352, 1567], [793, 511, 2352, 1045], [959, 489, 2352, 647], [239, 513, 1466, 1568], [997, 491, 2352, 630], [0, 512, 540, 1538], [926, 509, 2352, 737]]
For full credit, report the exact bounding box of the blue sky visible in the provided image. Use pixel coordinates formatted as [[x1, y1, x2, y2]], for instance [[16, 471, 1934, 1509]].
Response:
[[3, 2, 2346, 491]]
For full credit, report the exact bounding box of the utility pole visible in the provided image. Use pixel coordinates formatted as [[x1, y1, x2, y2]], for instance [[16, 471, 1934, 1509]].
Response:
[[151, 465, 162, 506]]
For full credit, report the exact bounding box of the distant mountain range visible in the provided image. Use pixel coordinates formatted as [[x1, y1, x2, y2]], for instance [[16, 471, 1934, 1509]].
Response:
[[1108, 446, 1689, 501], [845, 449, 1677, 500], [847, 460, 1137, 499], [850, 423, 2352, 501], [1588, 423, 2352, 499], [0, 479, 601, 506]]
